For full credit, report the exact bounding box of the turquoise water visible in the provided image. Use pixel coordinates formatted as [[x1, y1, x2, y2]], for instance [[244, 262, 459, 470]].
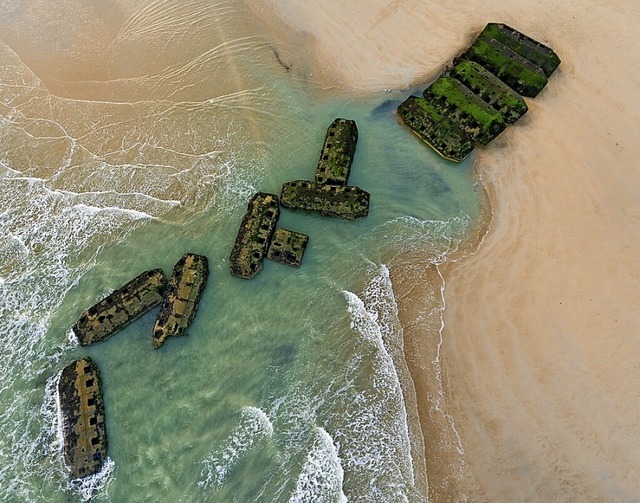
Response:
[[0, 3, 483, 501]]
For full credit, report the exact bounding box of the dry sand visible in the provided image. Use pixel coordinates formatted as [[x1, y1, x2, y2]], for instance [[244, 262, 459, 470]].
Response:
[[249, 0, 640, 501]]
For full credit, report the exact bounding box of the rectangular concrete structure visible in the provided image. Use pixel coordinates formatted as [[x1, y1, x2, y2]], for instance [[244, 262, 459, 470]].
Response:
[[423, 76, 506, 146], [281, 181, 370, 219], [478, 23, 561, 77], [72, 269, 167, 346], [57, 357, 108, 479], [153, 253, 208, 348], [315, 118, 358, 185], [229, 192, 280, 279], [267, 228, 309, 267], [397, 95, 474, 162], [450, 59, 528, 124], [465, 37, 548, 97]]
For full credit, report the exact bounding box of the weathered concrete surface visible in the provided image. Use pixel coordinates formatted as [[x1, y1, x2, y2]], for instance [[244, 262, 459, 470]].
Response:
[[423, 76, 506, 146], [280, 180, 370, 219], [397, 95, 474, 162], [57, 357, 107, 479], [478, 23, 561, 77], [315, 118, 358, 185], [464, 37, 548, 97], [230, 192, 280, 279], [153, 253, 208, 348], [267, 227, 309, 267], [72, 269, 167, 346], [450, 59, 528, 124]]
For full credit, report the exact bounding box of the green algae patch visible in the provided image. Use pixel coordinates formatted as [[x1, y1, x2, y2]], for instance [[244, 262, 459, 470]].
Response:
[[397, 95, 474, 162], [450, 60, 528, 124], [423, 76, 506, 145], [465, 38, 548, 97], [478, 23, 561, 77], [280, 181, 370, 219], [315, 118, 358, 185]]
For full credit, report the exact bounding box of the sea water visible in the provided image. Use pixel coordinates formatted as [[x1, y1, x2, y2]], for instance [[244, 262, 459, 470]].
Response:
[[0, 2, 483, 501]]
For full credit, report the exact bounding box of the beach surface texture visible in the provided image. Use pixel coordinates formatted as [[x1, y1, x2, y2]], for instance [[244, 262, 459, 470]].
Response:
[[250, 0, 640, 500]]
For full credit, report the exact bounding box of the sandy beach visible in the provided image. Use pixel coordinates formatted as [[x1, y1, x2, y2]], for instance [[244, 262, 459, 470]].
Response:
[[249, 0, 640, 501]]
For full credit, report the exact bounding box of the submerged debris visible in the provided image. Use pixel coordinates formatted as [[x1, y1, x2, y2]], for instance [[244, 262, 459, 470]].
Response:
[[229, 192, 280, 279]]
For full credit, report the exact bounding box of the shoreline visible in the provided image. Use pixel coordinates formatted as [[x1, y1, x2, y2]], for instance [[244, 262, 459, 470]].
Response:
[[249, 1, 640, 501]]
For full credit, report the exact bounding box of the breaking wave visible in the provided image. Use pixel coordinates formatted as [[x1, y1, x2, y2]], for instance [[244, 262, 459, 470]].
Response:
[[199, 406, 274, 490], [288, 427, 347, 503]]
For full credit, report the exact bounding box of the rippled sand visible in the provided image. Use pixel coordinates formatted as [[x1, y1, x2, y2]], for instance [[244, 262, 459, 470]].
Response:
[[253, 0, 640, 501]]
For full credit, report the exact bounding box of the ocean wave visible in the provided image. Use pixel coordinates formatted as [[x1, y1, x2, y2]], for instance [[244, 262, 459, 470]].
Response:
[[199, 406, 274, 490], [288, 427, 347, 503], [370, 214, 470, 263], [340, 266, 426, 502], [0, 176, 145, 501]]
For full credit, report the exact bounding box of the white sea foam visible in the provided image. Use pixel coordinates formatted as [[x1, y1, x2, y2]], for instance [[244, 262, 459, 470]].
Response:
[[370, 214, 470, 263], [340, 279, 423, 501], [288, 427, 347, 503], [199, 406, 274, 489], [0, 175, 145, 500]]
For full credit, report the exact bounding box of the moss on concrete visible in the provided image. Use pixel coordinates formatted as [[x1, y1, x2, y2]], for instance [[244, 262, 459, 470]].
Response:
[[280, 181, 369, 219], [315, 118, 358, 185], [153, 253, 208, 348], [424, 76, 506, 145], [229, 192, 280, 279], [397, 95, 474, 162], [267, 228, 309, 267], [450, 59, 528, 124], [465, 38, 548, 97], [73, 269, 167, 346], [478, 23, 561, 77], [57, 358, 107, 479]]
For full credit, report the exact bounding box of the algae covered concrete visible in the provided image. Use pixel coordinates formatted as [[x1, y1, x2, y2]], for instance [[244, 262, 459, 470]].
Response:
[[423, 76, 506, 145], [57, 357, 108, 479], [450, 60, 528, 124], [397, 95, 475, 162], [280, 180, 370, 219], [229, 192, 280, 279], [315, 118, 358, 185], [153, 253, 209, 348], [72, 269, 167, 346], [267, 227, 309, 267]]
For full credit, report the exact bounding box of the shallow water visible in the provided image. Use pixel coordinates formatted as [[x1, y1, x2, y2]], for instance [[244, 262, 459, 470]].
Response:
[[0, 2, 483, 501]]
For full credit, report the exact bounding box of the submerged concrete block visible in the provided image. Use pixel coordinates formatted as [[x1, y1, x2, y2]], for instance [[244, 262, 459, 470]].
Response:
[[397, 95, 474, 162]]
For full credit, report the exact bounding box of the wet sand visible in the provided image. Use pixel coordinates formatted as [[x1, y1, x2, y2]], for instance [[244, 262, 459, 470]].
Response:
[[251, 0, 640, 501]]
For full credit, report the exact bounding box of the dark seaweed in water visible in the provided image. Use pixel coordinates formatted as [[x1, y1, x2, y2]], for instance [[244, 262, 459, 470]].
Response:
[[372, 99, 402, 116]]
